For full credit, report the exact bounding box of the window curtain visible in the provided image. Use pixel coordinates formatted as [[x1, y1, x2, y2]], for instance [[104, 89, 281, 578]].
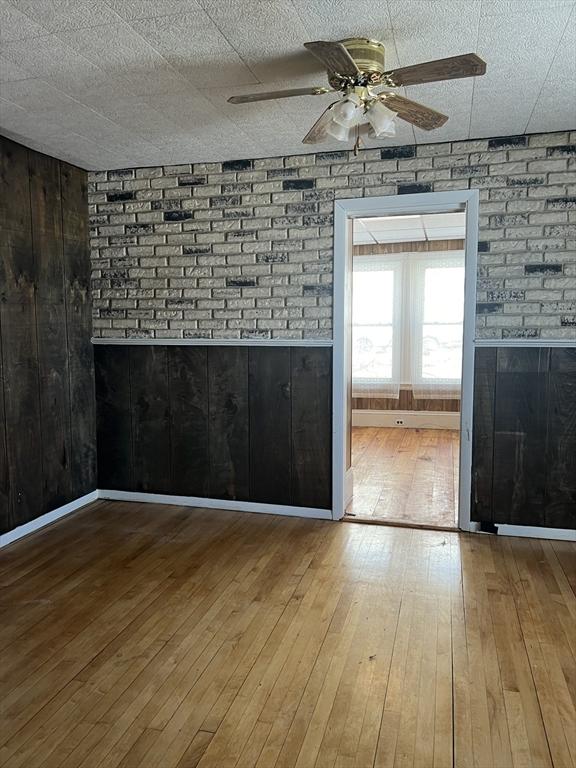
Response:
[[352, 256, 401, 399], [409, 255, 465, 400]]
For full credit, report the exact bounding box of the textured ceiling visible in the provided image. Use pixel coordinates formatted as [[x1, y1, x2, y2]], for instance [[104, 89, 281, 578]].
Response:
[[0, 0, 575, 170], [354, 212, 465, 244]]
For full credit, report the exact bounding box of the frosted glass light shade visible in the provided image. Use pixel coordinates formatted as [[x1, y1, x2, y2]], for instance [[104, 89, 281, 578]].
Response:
[[333, 93, 363, 128], [366, 100, 397, 137], [326, 119, 350, 142]]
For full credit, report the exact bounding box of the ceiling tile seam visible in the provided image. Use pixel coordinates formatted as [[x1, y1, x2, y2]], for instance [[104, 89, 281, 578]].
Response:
[[2, 77, 161, 149], [195, 0, 264, 86], [131, 88, 261, 161], [102, 0, 208, 25], [282, 0, 344, 143], [47, 18, 218, 140], [466, 0, 483, 140], [97, 7, 264, 157], [0, 75, 103, 113], [386, 0, 416, 146], [0, 121, 124, 168], [53, 20, 195, 98], [4, 0, 210, 36], [100, 0, 171, 29], [0, 30, 119, 96], [3, 0, 114, 41], [522, 2, 576, 134], [3, 0, 56, 43], [0, 74, 163, 157], [99, 0, 244, 103], [241, 3, 305, 141], [117, 5, 258, 87], [287, 0, 312, 44]]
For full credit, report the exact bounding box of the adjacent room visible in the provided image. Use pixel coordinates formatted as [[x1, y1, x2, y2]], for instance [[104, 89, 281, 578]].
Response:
[[1, 2, 575, 767], [348, 212, 465, 528]]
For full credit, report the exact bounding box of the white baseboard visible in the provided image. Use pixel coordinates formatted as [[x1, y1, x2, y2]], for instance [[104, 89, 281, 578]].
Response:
[[352, 409, 460, 430], [0, 491, 99, 548], [496, 524, 576, 542], [97, 490, 333, 521], [2, 490, 571, 546], [0, 489, 333, 549]]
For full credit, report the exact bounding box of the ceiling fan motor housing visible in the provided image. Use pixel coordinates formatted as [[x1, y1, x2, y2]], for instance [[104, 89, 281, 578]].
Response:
[[329, 38, 386, 88]]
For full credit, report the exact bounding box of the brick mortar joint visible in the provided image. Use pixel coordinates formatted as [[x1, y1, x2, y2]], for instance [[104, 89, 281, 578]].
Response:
[[89, 131, 576, 340]]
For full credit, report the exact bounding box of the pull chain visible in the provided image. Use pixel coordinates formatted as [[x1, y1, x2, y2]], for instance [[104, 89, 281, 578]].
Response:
[[353, 124, 362, 155]]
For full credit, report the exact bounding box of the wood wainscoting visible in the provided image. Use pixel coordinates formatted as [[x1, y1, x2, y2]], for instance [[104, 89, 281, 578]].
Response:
[[472, 346, 576, 530], [95, 344, 332, 510], [0, 135, 95, 535]]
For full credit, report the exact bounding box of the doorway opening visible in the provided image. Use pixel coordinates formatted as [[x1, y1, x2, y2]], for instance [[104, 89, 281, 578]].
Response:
[[332, 191, 479, 531], [347, 211, 465, 528]]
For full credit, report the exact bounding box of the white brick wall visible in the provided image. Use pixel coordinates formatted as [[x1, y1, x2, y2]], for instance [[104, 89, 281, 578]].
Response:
[[89, 131, 576, 340]]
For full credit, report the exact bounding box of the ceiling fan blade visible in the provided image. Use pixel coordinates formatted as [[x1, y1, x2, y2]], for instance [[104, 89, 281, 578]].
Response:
[[304, 40, 359, 77], [383, 53, 486, 87], [228, 86, 330, 104], [302, 102, 339, 144], [381, 94, 448, 130]]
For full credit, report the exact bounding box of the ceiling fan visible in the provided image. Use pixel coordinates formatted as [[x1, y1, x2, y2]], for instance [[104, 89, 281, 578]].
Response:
[[228, 38, 486, 149]]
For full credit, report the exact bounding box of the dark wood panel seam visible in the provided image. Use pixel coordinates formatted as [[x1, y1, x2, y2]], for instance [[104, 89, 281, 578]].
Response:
[[127, 348, 135, 490], [59, 161, 77, 500], [165, 347, 172, 496], [489, 352, 498, 523], [290, 347, 295, 507], [206, 349, 210, 498], [289, 348, 293, 505], [29, 147, 48, 515], [0, 317, 9, 513], [545, 349, 561, 528], [206, 347, 212, 500], [167, 347, 174, 494], [247, 347, 252, 500]]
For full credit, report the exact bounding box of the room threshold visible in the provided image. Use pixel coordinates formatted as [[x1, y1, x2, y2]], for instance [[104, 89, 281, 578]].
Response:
[[342, 514, 459, 533]]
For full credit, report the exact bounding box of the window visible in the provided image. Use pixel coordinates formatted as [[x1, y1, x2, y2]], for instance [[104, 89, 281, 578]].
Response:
[[352, 252, 464, 399], [410, 258, 465, 399], [352, 258, 401, 398]]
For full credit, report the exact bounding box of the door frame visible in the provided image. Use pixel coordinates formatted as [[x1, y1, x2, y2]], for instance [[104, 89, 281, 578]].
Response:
[[332, 190, 480, 530]]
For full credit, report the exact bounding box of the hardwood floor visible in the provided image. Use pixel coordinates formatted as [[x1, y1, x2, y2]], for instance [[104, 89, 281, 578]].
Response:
[[348, 427, 459, 529], [1, 501, 575, 768]]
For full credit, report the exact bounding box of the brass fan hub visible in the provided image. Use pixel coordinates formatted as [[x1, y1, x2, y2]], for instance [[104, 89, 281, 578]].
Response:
[[328, 37, 386, 89]]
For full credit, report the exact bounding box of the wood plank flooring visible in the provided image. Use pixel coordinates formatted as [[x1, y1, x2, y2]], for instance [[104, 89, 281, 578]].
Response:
[[1, 501, 575, 768], [347, 427, 459, 528]]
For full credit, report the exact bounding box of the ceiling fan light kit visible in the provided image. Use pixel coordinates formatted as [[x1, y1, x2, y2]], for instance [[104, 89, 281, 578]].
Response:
[[228, 37, 486, 149], [366, 100, 397, 137], [332, 92, 364, 128], [326, 120, 351, 142]]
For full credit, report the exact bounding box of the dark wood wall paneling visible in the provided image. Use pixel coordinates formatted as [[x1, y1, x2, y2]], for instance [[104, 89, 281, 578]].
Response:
[[168, 346, 209, 498], [291, 347, 332, 509], [95, 345, 333, 510], [547, 349, 576, 529], [249, 347, 291, 505], [209, 346, 250, 501], [0, 135, 95, 534], [472, 347, 576, 530]]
